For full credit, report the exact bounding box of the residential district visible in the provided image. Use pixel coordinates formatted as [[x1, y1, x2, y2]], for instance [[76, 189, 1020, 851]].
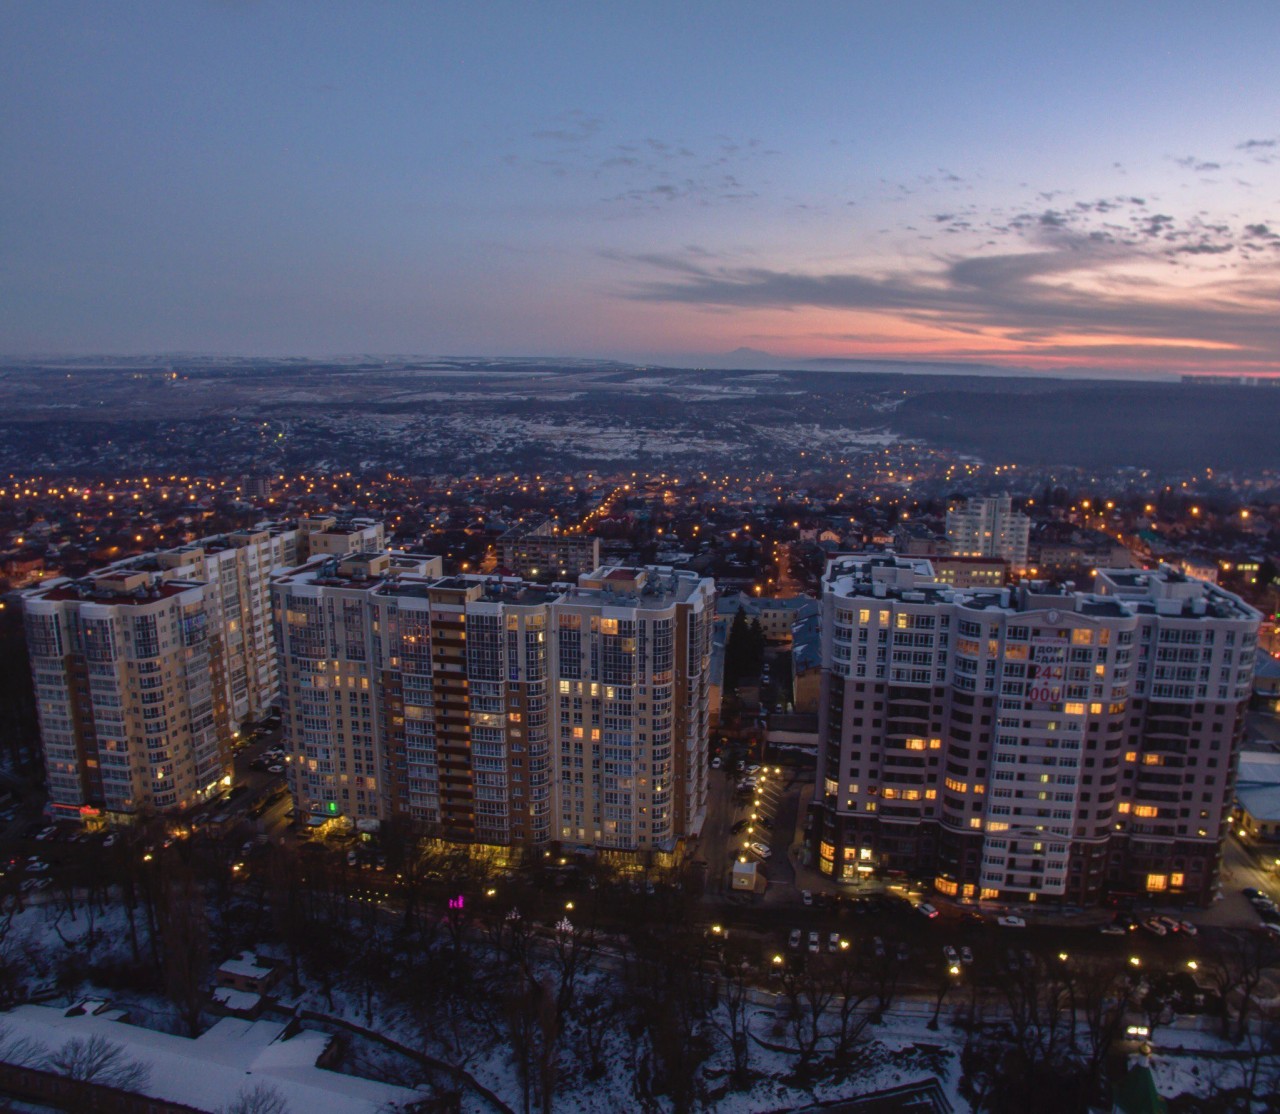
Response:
[[1, 474, 1280, 1112]]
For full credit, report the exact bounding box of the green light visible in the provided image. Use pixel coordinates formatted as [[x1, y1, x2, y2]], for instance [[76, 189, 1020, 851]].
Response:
[[327, 801, 337, 814]]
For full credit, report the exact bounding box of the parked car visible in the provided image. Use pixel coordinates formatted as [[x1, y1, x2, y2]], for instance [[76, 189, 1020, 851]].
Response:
[[1179, 921, 1198, 937], [801, 890, 813, 906], [749, 842, 772, 860], [873, 936, 886, 959], [828, 932, 843, 952], [997, 916, 1026, 928], [710, 756, 722, 769], [789, 928, 802, 950], [960, 946, 974, 965], [807, 931, 820, 953], [943, 945, 959, 965], [1143, 919, 1167, 937], [917, 902, 939, 918]]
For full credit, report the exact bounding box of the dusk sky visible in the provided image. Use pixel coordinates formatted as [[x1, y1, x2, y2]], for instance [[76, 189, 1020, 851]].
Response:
[[4, 2, 1280, 376]]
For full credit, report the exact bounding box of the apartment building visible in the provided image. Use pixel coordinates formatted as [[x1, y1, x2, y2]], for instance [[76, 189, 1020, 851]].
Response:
[[812, 554, 1259, 906], [945, 494, 1030, 570], [271, 559, 713, 856], [499, 517, 601, 581], [23, 516, 389, 822], [24, 570, 232, 820]]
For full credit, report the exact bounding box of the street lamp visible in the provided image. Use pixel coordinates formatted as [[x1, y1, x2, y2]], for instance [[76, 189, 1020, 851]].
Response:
[[1129, 956, 1141, 968]]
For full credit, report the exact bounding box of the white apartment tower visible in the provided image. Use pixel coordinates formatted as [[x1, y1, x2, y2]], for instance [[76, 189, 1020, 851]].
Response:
[[813, 554, 1258, 906], [946, 494, 1030, 570], [270, 560, 713, 856]]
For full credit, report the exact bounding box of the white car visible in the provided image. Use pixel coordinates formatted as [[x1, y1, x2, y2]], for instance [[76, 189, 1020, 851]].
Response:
[[789, 928, 802, 950], [801, 890, 813, 906], [807, 932, 820, 953], [997, 915, 1026, 928], [942, 944, 959, 964], [828, 932, 843, 952], [711, 756, 722, 769], [748, 842, 772, 860]]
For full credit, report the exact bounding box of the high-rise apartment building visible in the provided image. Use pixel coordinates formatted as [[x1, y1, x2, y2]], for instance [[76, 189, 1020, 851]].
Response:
[[812, 554, 1258, 905], [946, 494, 1030, 570], [24, 570, 232, 820], [271, 559, 713, 855], [23, 517, 388, 822]]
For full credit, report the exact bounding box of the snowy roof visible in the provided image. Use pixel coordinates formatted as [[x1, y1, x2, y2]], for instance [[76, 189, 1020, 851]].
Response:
[[211, 987, 262, 1012], [0, 1004, 423, 1114], [216, 951, 276, 981], [1237, 784, 1280, 823]]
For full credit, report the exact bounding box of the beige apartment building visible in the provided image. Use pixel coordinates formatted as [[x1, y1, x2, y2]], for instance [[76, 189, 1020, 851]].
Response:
[[23, 517, 387, 822], [24, 571, 232, 820], [812, 554, 1259, 906], [271, 559, 713, 856]]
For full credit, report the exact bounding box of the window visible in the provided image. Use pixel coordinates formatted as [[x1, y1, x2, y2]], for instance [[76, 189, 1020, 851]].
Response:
[[1170, 872, 1185, 888], [1146, 873, 1168, 892]]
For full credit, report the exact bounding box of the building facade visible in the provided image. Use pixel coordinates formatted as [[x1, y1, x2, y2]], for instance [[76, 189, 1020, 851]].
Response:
[[946, 494, 1030, 570], [499, 517, 601, 581], [271, 560, 713, 856], [24, 570, 233, 820], [811, 554, 1258, 906]]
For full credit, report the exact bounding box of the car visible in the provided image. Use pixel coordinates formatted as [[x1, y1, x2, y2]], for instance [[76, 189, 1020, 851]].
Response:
[[1178, 921, 1198, 937], [943, 944, 959, 964], [1100, 924, 1128, 936], [997, 916, 1027, 928], [807, 931, 819, 953], [101, 833, 117, 848], [35, 826, 57, 841], [748, 842, 772, 860], [1142, 919, 1167, 937], [1262, 923, 1280, 938], [873, 936, 886, 959], [960, 946, 974, 965], [711, 756, 722, 769], [20, 878, 50, 892], [1157, 915, 1181, 934], [1242, 887, 1262, 900], [802, 890, 813, 907], [828, 932, 842, 952], [1250, 895, 1276, 911], [347, 850, 359, 867], [25, 860, 48, 873], [789, 928, 802, 950], [758, 815, 774, 830], [730, 819, 749, 835], [746, 764, 761, 775], [1260, 907, 1280, 926], [917, 902, 939, 918], [775, 704, 783, 713], [267, 765, 284, 775]]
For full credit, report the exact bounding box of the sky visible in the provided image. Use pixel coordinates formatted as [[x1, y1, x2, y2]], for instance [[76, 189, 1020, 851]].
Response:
[[3, 1, 1280, 377]]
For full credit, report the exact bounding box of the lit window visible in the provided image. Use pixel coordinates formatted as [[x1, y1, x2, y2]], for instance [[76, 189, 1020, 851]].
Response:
[[1133, 805, 1158, 818], [1071, 629, 1093, 645], [1143, 754, 1162, 766], [987, 821, 1009, 832], [1146, 873, 1168, 892], [925, 789, 937, 799], [1064, 702, 1085, 715], [1170, 872, 1185, 888], [945, 777, 967, 793], [1125, 752, 1138, 763], [905, 738, 926, 751], [600, 618, 618, 635], [1117, 802, 1131, 813], [969, 818, 982, 829]]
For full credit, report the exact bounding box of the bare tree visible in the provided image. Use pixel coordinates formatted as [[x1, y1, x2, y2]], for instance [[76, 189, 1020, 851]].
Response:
[[44, 1034, 153, 1103], [1203, 929, 1280, 1043], [219, 1082, 291, 1114], [156, 862, 211, 1037]]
